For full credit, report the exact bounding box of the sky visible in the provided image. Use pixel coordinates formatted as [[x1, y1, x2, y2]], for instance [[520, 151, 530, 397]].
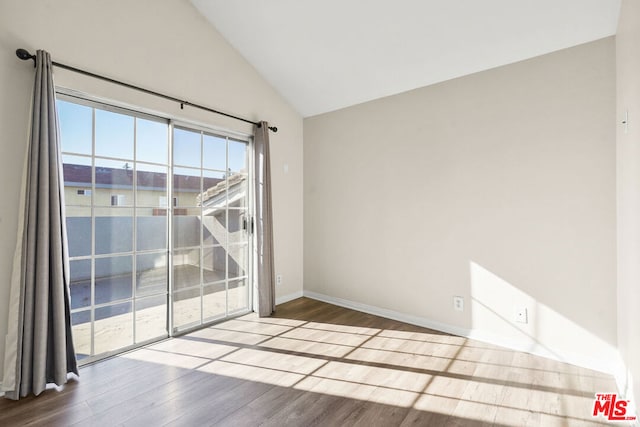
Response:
[[57, 99, 248, 173]]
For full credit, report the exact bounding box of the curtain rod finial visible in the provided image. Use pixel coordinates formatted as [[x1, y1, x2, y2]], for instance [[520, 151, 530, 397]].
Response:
[[16, 48, 35, 61], [257, 122, 277, 132]]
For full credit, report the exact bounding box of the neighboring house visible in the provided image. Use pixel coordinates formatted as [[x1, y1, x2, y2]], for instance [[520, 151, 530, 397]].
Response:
[[62, 162, 228, 214], [62, 162, 248, 307]]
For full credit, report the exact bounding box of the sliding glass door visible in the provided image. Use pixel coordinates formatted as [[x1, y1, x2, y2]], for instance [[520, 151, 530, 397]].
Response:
[[58, 95, 251, 361], [172, 126, 251, 332]]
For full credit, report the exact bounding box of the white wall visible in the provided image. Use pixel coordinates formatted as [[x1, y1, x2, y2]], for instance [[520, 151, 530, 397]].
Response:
[[616, 0, 640, 404], [0, 0, 303, 380], [304, 38, 617, 373]]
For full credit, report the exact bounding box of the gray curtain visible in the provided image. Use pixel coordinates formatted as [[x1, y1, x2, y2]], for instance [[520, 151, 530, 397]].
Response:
[[253, 122, 276, 317], [2, 50, 78, 400]]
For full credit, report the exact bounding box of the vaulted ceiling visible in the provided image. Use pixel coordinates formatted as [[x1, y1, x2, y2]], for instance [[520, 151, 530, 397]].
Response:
[[192, 0, 621, 117]]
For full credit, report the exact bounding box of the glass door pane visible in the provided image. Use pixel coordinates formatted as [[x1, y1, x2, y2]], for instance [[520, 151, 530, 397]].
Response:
[[171, 127, 251, 332], [227, 138, 250, 314], [59, 97, 170, 362]]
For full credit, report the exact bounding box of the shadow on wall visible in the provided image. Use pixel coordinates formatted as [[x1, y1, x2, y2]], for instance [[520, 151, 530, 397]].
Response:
[[469, 261, 618, 373]]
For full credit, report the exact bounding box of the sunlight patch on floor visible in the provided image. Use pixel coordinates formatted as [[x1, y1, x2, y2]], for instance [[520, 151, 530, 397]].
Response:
[[220, 348, 326, 375], [122, 348, 211, 369], [198, 360, 304, 388], [147, 338, 238, 360], [114, 303, 620, 427], [258, 336, 355, 358]]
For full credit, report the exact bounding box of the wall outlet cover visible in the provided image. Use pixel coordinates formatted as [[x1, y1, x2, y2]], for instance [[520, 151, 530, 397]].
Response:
[[515, 307, 528, 324], [453, 296, 464, 312]]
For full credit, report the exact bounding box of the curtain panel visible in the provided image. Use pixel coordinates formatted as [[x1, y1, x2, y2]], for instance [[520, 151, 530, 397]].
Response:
[[253, 122, 276, 317], [2, 50, 78, 400]]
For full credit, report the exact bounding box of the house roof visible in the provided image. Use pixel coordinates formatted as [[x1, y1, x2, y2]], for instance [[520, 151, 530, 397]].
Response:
[[197, 172, 247, 206], [63, 163, 223, 193]]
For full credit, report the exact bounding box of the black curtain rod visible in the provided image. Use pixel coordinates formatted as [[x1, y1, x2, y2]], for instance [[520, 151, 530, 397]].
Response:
[[15, 48, 277, 133]]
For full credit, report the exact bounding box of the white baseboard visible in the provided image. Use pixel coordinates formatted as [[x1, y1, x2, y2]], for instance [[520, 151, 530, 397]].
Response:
[[303, 290, 622, 378], [613, 354, 630, 397], [276, 290, 303, 306], [303, 290, 471, 337], [0, 382, 3, 397], [612, 360, 639, 425]]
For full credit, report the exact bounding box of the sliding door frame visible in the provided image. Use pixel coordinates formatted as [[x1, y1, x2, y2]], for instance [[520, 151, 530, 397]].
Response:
[[56, 87, 254, 364], [169, 119, 255, 336]]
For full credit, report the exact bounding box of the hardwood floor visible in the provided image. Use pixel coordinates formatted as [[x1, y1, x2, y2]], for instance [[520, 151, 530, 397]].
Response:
[[0, 297, 621, 426]]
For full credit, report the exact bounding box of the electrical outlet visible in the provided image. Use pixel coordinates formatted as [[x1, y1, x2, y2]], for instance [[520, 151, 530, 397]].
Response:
[[453, 296, 464, 312], [276, 274, 282, 286], [515, 307, 528, 324]]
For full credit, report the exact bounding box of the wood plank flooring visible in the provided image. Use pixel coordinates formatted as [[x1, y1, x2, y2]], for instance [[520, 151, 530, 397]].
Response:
[[0, 297, 621, 426]]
